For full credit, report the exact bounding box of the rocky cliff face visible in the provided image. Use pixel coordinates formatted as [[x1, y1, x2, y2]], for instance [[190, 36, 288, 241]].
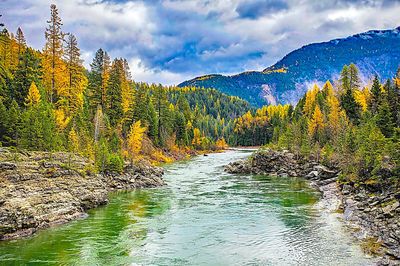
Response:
[[225, 148, 400, 265], [0, 148, 164, 240]]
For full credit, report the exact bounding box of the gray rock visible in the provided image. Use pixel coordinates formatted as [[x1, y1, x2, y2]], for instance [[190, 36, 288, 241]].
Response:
[[0, 162, 17, 170]]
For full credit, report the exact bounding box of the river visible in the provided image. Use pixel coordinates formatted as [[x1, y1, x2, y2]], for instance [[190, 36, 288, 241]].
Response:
[[0, 150, 373, 265]]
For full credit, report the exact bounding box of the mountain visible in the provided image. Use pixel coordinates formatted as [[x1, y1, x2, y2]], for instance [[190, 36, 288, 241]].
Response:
[[179, 27, 400, 106]]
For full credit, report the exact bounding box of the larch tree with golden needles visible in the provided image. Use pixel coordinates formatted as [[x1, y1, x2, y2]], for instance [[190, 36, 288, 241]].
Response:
[[303, 84, 319, 116], [64, 33, 87, 114], [25, 81, 41, 107], [126, 120, 146, 164], [192, 127, 202, 149], [42, 4, 66, 104], [308, 104, 325, 142]]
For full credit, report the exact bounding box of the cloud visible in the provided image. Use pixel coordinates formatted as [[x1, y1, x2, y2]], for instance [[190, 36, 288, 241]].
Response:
[[236, 0, 289, 19], [2, 0, 400, 85]]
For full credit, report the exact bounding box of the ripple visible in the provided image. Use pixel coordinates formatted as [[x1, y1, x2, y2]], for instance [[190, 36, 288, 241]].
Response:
[[0, 151, 374, 266]]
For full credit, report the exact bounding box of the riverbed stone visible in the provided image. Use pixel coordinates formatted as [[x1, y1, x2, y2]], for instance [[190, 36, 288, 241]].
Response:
[[0, 149, 165, 240]]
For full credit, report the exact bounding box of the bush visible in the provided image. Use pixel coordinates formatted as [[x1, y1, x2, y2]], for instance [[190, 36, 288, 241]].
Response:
[[106, 153, 124, 173]]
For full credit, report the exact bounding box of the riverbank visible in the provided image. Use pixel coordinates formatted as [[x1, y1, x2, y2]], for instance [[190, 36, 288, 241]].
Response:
[[224, 148, 400, 265], [0, 148, 165, 240]]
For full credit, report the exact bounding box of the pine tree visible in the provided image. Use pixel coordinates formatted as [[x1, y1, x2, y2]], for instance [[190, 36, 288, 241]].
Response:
[[0, 99, 8, 145], [175, 111, 188, 146], [88, 48, 110, 110], [369, 75, 381, 115], [121, 60, 132, 114], [340, 87, 361, 124], [4, 100, 20, 146], [349, 63, 360, 91], [106, 58, 124, 126], [12, 48, 42, 106], [15, 27, 26, 60], [177, 94, 191, 121], [146, 94, 158, 143], [384, 79, 399, 127], [43, 4, 66, 103], [154, 84, 171, 146], [376, 93, 395, 138], [340, 65, 350, 92], [64, 33, 86, 114], [25, 81, 41, 107]]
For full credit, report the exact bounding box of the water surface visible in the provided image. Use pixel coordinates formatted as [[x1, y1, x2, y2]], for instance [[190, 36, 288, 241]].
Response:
[[0, 150, 372, 265]]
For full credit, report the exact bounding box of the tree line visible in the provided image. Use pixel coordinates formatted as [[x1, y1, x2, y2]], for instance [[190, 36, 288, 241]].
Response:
[[0, 5, 249, 171], [235, 63, 400, 187]]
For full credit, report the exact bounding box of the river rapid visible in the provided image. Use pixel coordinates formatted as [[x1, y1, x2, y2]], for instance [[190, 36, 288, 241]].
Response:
[[0, 150, 373, 265]]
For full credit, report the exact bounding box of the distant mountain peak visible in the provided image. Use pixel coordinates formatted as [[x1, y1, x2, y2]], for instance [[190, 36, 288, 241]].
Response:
[[179, 27, 400, 107]]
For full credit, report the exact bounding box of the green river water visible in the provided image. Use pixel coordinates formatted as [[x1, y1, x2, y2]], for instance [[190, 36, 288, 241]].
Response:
[[0, 150, 373, 265]]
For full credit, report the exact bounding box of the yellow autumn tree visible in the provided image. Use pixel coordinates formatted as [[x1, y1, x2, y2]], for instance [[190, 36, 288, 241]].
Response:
[[322, 80, 334, 98], [126, 120, 146, 164], [215, 138, 228, 150], [25, 81, 41, 107], [68, 127, 79, 153], [304, 84, 320, 116], [354, 87, 370, 112], [192, 128, 202, 149], [64, 33, 87, 115], [308, 104, 325, 141], [54, 108, 71, 131]]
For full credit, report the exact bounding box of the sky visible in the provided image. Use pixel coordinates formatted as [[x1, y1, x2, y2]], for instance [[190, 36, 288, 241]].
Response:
[[2, 0, 400, 85]]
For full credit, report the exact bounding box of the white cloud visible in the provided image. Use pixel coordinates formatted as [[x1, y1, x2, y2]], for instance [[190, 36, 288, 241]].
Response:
[[2, 0, 400, 85]]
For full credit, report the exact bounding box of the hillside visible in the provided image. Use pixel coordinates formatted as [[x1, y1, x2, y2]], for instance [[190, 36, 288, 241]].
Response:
[[179, 27, 400, 106]]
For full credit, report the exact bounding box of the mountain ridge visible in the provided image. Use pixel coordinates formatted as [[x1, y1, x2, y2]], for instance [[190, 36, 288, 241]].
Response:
[[179, 27, 400, 106]]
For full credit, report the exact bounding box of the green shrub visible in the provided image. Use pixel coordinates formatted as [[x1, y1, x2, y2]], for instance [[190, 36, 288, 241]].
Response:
[[106, 153, 124, 173]]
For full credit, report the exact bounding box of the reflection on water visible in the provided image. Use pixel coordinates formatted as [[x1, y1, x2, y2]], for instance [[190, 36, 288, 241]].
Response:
[[0, 150, 372, 265]]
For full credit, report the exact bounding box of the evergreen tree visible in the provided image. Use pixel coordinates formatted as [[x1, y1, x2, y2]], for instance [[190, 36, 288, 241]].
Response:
[[175, 111, 188, 146], [15, 27, 26, 59], [20, 103, 61, 151], [340, 87, 361, 124], [88, 48, 110, 110], [42, 4, 65, 103], [376, 92, 395, 138], [12, 48, 42, 106], [64, 33, 86, 114], [349, 63, 360, 91], [385, 78, 400, 127], [3, 100, 20, 147], [105, 58, 123, 126], [154, 84, 171, 146], [146, 94, 158, 143], [369, 75, 381, 114], [340, 65, 350, 91], [0, 99, 8, 145]]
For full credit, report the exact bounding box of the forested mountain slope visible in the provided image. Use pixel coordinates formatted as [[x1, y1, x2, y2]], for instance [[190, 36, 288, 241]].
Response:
[[179, 27, 400, 106]]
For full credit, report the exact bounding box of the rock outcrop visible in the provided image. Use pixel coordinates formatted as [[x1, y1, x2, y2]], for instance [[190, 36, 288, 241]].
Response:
[[225, 148, 400, 265], [0, 148, 164, 240]]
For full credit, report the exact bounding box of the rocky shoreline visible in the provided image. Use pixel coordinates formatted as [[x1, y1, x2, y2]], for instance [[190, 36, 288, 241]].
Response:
[[224, 148, 400, 266], [0, 148, 165, 240]]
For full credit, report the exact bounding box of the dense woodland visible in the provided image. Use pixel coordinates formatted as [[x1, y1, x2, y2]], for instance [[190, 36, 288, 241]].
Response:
[[235, 63, 400, 187], [1, 5, 399, 186], [0, 6, 250, 172]]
